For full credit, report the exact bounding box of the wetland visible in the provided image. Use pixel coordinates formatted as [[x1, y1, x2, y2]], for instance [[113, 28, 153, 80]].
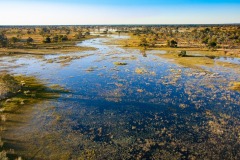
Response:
[[0, 30, 240, 159]]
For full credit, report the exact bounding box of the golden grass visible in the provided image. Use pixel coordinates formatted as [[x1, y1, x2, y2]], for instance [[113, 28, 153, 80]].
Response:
[[230, 82, 240, 92], [157, 53, 214, 69], [113, 34, 240, 58], [0, 36, 97, 55]]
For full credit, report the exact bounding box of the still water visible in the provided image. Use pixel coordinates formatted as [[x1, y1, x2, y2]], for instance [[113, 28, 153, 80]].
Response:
[[1, 35, 240, 159]]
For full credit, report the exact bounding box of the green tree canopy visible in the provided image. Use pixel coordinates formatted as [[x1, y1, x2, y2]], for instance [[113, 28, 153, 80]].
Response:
[[43, 37, 51, 43], [10, 37, 19, 44], [168, 40, 178, 48], [208, 41, 217, 48], [26, 37, 34, 44]]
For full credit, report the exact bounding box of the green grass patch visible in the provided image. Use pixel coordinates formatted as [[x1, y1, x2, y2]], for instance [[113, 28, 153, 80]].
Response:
[[0, 75, 68, 113]]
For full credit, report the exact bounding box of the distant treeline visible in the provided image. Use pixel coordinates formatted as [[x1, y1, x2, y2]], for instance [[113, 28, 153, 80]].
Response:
[[1, 24, 240, 28]]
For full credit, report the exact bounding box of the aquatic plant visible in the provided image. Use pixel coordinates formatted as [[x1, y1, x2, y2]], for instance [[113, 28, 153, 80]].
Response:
[[135, 68, 147, 74], [113, 62, 128, 66], [230, 82, 240, 91]]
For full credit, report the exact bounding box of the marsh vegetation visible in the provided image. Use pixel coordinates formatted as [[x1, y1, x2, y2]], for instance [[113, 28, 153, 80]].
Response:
[[0, 25, 240, 159]]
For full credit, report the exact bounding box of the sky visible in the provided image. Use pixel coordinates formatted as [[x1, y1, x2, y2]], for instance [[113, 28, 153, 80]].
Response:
[[0, 0, 240, 25]]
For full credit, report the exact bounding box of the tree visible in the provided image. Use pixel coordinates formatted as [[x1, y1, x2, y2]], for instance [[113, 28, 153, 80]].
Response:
[[202, 37, 209, 45], [139, 38, 149, 49], [10, 37, 19, 44], [85, 32, 90, 36], [0, 33, 8, 47], [26, 37, 34, 44], [52, 35, 59, 42], [204, 28, 211, 33], [58, 35, 68, 42], [61, 35, 68, 41], [43, 37, 51, 43], [168, 40, 178, 48], [40, 27, 50, 35], [74, 32, 83, 40], [178, 50, 187, 57], [208, 41, 217, 48]]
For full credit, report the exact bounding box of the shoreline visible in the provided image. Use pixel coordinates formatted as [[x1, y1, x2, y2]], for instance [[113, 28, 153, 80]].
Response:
[[108, 34, 240, 58], [0, 36, 99, 56], [0, 74, 68, 159]]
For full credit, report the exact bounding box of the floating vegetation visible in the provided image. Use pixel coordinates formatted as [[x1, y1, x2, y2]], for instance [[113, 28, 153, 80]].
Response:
[[135, 68, 147, 74], [86, 66, 97, 72], [113, 62, 128, 66], [230, 82, 240, 91]]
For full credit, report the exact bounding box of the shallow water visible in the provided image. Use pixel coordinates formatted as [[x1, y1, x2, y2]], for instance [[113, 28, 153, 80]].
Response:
[[215, 56, 240, 65], [1, 35, 240, 159]]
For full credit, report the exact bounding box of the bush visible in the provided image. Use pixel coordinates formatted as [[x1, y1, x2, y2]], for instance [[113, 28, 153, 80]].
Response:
[[58, 35, 68, 42], [208, 41, 217, 48], [0, 33, 8, 47], [43, 37, 51, 43], [61, 35, 68, 41], [139, 38, 149, 49], [168, 40, 178, 48], [52, 35, 59, 42], [10, 37, 19, 44], [178, 50, 187, 57], [26, 37, 34, 44], [0, 74, 21, 100]]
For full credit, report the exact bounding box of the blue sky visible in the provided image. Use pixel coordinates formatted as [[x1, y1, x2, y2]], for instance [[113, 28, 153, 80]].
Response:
[[0, 0, 239, 25]]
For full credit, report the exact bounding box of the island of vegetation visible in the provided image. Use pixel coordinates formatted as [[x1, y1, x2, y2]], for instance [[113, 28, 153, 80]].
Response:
[[0, 26, 98, 56]]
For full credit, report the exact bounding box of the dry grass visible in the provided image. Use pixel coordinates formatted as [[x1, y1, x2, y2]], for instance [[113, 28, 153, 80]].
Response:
[[0, 46, 95, 55], [230, 82, 240, 91], [113, 34, 240, 58], [157, 53, 214, 69], [0, 36, 97, 55]]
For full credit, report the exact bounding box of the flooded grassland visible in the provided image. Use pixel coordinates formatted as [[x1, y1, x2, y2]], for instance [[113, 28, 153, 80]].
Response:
[[0, 35, 240, 159]]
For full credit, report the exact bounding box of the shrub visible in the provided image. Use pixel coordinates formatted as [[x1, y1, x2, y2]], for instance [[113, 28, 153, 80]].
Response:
[[10, 37, 19, 44], [43, 37, 51, 43], [139, 38, 149, 49], [208, 41, 217, 48], [0, 74, 21, 100], [52, 35, 59, 42], [168, 40, 178, 48], [178, 50, 187, 57], [26, 37, 34, 44], [0, 33, 8, 47]]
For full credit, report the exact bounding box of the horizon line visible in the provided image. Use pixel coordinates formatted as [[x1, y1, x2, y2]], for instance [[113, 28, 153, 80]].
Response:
[[1, 23, 240, 27]]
